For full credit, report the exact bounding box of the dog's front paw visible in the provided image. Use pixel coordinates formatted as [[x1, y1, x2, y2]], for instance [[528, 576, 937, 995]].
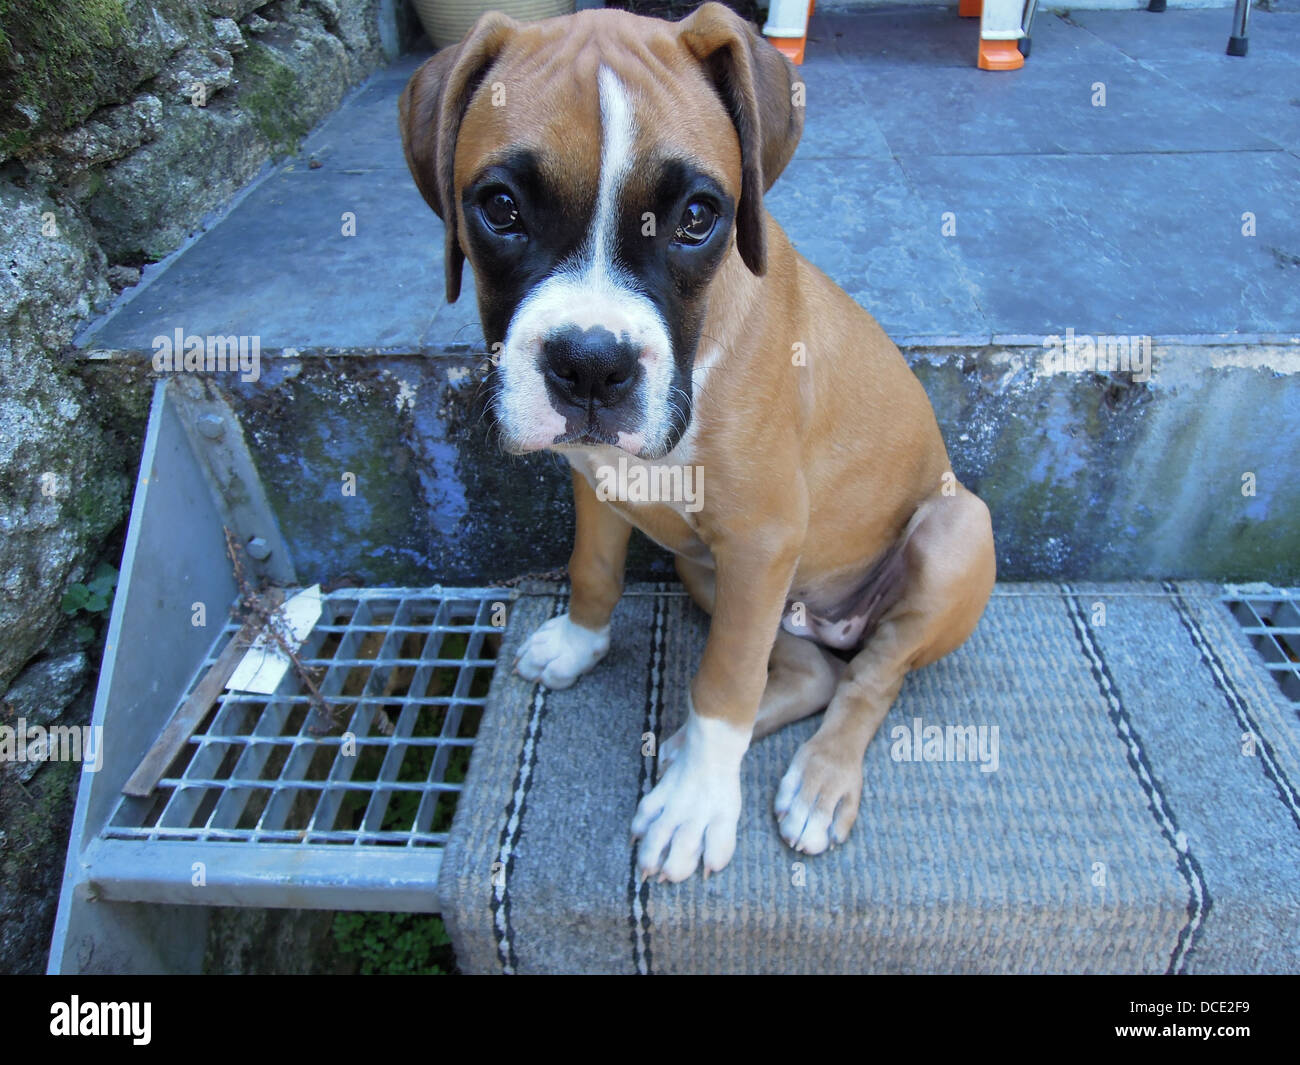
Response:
[[632, 714, 749, 882], [655, 724, 686, 773], [512, 613, 609, 690]]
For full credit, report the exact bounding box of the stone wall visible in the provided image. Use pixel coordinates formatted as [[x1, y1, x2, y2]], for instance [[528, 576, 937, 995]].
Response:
[[0, 0, 415, 974], [1, 0, 410, 693]]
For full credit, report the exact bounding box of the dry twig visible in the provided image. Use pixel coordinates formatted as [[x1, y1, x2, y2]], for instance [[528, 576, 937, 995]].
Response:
[[223, 528, 342, 733]]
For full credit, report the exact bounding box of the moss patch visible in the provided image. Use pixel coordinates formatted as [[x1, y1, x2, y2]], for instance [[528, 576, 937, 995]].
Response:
[[0, 0, 129, 159], [237, 41, 312, 157], [0, 747, 80, 974]]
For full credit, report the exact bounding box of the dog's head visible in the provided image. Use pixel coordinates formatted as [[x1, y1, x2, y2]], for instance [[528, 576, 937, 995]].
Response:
[[399, 4, 802, 458]]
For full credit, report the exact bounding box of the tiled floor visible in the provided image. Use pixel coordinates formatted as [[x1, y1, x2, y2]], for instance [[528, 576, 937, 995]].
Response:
[[78, 8, 1300, 352]]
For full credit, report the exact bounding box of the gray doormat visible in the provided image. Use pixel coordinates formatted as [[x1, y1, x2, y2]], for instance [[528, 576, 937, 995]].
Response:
[[439, 581, 1300, 974]]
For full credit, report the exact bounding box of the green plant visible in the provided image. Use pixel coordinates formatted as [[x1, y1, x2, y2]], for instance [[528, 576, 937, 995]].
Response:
[[332, 912, 454, 975], [60, 562, 118, 644]]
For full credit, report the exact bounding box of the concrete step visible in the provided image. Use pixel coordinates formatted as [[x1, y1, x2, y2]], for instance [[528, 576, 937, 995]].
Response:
[[75, 10, 1300, 353], [71, 9, 1300, 582]]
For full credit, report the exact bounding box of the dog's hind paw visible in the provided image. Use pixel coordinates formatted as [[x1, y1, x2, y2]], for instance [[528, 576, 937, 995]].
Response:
[[512, 613, 610, 690], [774, 739, 863, 855]]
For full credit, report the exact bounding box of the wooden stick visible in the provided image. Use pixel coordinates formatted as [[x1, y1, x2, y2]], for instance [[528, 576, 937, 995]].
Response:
[[122, 590, 284, 798]]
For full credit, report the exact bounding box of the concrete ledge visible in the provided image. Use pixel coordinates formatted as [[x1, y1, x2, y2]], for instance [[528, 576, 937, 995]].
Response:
[[77, 341, 1300, 584]]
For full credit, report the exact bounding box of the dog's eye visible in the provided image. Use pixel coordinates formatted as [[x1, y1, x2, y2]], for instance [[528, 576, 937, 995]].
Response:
[[674, 201, 717, 246], [482, 191, 521, 233]]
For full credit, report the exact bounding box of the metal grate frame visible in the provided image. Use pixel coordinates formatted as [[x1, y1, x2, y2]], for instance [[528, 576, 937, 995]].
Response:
[[106, 588, 501, 849], [1224, 589, 1300, 710]]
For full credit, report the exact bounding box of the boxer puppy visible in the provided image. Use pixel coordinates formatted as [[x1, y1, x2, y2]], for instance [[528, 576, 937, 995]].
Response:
[[400, 3, 995, 883]]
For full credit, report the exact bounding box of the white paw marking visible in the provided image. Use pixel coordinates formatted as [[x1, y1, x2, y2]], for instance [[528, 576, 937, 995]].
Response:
[[632, 711, 749, 882], [774, 742, 863, 855], [512, 613, 610, 690], [656, 724, 686, 773]]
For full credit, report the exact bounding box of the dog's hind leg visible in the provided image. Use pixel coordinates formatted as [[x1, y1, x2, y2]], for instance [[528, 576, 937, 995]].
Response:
[[753, 631, 845, 739], [774, 485, 996, 854]]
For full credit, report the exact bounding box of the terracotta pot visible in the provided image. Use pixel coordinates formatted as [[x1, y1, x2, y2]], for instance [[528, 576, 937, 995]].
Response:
[[411, 0, 577, 49]]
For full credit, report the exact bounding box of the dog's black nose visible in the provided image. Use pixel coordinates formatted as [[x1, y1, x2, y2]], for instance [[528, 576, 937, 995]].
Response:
[[541, 325, 640, 408]]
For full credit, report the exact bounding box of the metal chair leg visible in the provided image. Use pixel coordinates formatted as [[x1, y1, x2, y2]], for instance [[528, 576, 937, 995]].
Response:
[[1227, 0, 1250, 57], [1018, 0, 1040, 58]]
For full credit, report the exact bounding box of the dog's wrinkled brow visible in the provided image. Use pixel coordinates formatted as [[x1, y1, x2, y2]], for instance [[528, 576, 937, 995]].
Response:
[[645, 154, 730, 206], [466, 146, 543, 194], [465, 145, 597, 219]]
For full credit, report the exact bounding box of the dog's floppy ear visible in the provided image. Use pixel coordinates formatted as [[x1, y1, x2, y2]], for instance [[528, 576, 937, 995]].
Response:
[[399, 13, 518, 303], [677, 1, 804, 276]]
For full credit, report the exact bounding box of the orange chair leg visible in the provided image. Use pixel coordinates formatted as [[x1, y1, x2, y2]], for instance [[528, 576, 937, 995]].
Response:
[[959, 0, 983, 16], [770, 36, 806, 64], [768, 0, 814, 66], [977, 39, 1025, 70]]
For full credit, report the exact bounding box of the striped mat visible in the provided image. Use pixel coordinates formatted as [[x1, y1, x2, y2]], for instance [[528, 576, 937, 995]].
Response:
[[439, 581, 1300, 974]]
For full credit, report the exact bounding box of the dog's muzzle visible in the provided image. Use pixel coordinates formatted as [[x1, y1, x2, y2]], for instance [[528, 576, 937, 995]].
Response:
[[491, 269, 679, 457]]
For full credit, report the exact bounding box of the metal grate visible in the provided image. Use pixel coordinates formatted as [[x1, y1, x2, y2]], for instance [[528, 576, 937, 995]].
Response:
[[1224, 589, 1300, 710], [105, 588, 503, 847]]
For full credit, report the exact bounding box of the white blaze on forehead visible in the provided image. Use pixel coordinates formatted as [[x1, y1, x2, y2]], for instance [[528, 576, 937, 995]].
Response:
[[589, 65, 637, 286], [493, 65, 680, 457]]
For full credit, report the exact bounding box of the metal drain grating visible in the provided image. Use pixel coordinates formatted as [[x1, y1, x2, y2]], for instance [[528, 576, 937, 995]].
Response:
[[1224, 589, 1300, 710], [105, 588, 503, 847]]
